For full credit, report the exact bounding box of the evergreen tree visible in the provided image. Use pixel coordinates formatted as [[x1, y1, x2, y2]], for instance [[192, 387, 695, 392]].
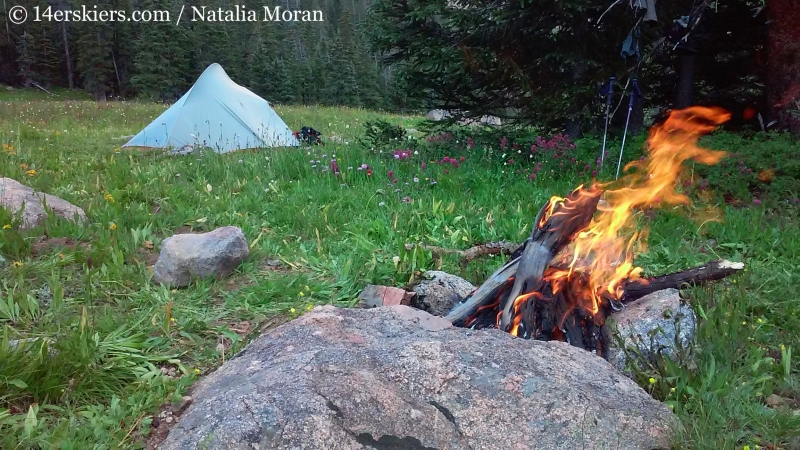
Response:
[[15, 31, 36, 87], [130, 0, 192, 100]]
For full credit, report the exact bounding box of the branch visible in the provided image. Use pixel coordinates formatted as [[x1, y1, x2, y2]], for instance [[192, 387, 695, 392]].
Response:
[[404, 241, 520, 265]]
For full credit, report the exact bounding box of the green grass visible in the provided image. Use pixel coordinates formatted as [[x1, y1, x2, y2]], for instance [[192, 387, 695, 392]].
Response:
[[1, 90, 798, 449]]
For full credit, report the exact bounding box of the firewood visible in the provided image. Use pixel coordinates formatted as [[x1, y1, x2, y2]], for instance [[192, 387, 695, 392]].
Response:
[[497, 187, 602, 331], [620, 259, 745, 302], [444, 254, 521, 325]]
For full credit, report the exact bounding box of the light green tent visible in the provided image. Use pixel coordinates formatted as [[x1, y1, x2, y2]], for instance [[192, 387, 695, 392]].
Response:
[[123, 63, 299, 153]]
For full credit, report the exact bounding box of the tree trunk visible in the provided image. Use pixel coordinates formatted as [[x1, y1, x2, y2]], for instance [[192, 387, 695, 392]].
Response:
[[60, 3, 74, 89], [674, 50, 696, 109], [766, 0, 800, 133], [629, 88, 645, 134]]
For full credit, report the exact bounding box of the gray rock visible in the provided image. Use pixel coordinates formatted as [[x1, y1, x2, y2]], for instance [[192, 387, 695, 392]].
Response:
[[425, 109, 502, 126], [425, 109, 451, 121], [411, 270, 475, 316], [603, 288, 696, 375], [0, 178, 88, 230], [160, 305, 678, 450], [152, 226, 249, 288]]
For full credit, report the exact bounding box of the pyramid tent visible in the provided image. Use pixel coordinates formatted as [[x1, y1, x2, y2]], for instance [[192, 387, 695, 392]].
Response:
[[123, 63, 299, 153]]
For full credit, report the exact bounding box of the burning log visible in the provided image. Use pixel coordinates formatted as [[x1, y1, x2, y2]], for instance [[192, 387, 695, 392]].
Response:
[[445, 106, 741, 356], [619, 259, 744, 303], [445, 186, 603, 329]]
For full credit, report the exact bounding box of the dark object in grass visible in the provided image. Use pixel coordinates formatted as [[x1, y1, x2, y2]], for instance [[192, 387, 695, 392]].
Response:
[[294, 126, 324, 145]]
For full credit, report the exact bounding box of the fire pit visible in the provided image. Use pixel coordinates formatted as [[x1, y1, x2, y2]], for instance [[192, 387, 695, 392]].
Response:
[[445, 106, 744, 358]]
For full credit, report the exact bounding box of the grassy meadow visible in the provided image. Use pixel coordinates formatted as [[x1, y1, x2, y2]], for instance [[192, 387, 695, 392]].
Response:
[[0, 88, 798, 449]]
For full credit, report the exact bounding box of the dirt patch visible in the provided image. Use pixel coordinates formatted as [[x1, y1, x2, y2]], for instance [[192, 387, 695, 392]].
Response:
[[30, 237, 90, 256], [134, 249, 160, 267]]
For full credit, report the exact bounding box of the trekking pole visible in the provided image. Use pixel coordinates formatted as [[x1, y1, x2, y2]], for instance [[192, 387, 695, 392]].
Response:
[[615, 77, 642, 180], [600, 76, 615, 169]]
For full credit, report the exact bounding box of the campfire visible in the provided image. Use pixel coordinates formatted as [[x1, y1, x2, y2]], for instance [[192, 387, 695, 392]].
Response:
[[445, 106, 744, 356]]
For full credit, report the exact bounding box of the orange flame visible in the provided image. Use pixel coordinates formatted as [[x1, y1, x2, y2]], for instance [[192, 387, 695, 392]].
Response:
[[562, 106, 731, 314]]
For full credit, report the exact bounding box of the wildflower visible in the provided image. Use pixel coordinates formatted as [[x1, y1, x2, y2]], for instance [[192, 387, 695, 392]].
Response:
[[2, 224, 10, 229], [299, 291, 305, 297], [104, 193, 115, 202], [388, 170, 394, 178], [378, 202, 385, 206], [648, 377, 656, 384], [430, 179, 437, 186], [114, 147, 120, 153], [306, 304, 313, 311], [194, 368, 201, 375], [753, 198, 761, 205], [26, 169, 37, 177], [670, 387, 676, 392], [460, 156, 465, 162], [290, 307, 296, 313], [305, 286, 310, 291], [420, 162, 426, 170], [403, 196, 412, 203], [110, 223, 117, 231], [13, 261, 23, 267], [413, 177, 419, 183]]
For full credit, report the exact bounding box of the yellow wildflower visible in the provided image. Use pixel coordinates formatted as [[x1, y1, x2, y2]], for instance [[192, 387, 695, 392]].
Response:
[[114, 147, 120, 153], [670, 387, 676, 392], [290, 307, 296, 314], [743, 446, 750, 450], [13, 261, 23, 267], [109, 223, 117, 231], [305, 286, 310, 291], [299, 291, 305, 297], [2, 224, 10, 229], [194, 368, 201, 375], [26, 169, 37, 177], [104, 193, 115, 202], [20, 163, 28, 170], [306, 305, 313, 311], [648, 377, 656, 384]]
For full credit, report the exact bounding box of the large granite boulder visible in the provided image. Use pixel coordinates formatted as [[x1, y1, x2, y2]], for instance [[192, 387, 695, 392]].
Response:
[[152, 226, 249, 288], [0, 178, 87, 230], [159, 305, 678, 450]]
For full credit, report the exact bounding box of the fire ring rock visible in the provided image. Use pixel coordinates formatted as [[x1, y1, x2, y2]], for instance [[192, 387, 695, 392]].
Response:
[[152, 226, 249, 288], [159, 305, 678, 450], [0, 177, 88, 230], [410, 270, 476, 316], [603, 288, 697, 375]]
